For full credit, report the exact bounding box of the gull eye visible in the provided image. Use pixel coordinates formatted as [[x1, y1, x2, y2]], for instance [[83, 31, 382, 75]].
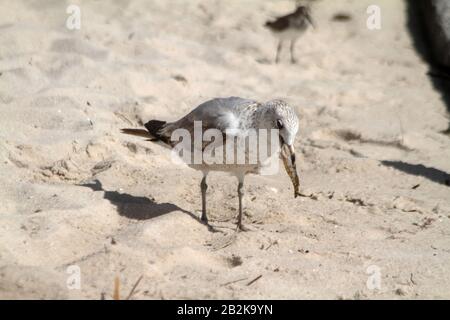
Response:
[[277, 119, 284, 129]]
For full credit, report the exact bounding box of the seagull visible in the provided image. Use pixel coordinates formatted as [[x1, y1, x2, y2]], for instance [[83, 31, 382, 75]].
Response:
[[121, 97, 300, 231], [265, 5, 315, 64]]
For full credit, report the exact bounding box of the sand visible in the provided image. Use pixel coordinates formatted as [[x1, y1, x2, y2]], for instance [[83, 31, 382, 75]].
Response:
[[0, 0, 449, 299]]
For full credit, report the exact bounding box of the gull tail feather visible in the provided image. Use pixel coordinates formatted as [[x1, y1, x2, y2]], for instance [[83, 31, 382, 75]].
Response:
[[144, 120, 167, 140], [120, 128, 156, 140], [121, 119, 171, 146]]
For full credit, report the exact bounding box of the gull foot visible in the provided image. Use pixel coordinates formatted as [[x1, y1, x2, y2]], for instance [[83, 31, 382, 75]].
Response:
[[236, 223, 251, 232]]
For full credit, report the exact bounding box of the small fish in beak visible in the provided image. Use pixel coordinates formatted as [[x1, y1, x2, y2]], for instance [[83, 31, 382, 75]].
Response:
[[280, 143, 300, 198]]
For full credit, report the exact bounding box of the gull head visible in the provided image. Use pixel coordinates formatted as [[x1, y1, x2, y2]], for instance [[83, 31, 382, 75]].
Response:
[[263, 100, 301, 197], [295, 5, 315, 28], [263, 99, 299, 145]]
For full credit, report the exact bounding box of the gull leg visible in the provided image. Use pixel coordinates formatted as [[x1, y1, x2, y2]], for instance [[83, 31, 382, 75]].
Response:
[[290, 39, 297, 64], [236, 175, 248, 231], [275, 39, 283, 64], [200, 173, 208, 223]]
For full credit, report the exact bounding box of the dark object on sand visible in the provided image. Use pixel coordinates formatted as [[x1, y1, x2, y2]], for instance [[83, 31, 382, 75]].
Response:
[[332, 13, 352, 22], [421, 0, 450, 68]]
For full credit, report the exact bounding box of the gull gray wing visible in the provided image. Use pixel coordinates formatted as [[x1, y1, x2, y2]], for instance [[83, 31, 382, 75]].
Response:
[[160, 97, 259, 140]]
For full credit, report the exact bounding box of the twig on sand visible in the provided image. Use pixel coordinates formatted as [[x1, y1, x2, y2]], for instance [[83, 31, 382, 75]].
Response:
[[246, 275, 262, 286], [113, 276, 120, 300], [126, 275, 144, 300], [410, 273, 417, 286], [221, 277, 248, 287]]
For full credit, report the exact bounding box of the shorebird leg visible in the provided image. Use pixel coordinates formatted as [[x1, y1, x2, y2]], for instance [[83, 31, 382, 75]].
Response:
[[275, 40, 283, 64], [290, 39, 297, 64], [236, 176, 249, 231], [200, 174, 208, 223]]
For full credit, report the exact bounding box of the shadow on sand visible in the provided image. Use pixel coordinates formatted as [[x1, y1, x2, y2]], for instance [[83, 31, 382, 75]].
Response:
[[381, 160, 450, 187], [79, 180, 199, 221], [406, 0, 450, 133]]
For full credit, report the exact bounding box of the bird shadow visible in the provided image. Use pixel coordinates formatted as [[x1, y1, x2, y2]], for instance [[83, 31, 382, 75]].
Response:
[[406, 0, 450, 134], [79, 180, 198, 221], [78, 180, 223, 233], [381, 160, 450, 187]]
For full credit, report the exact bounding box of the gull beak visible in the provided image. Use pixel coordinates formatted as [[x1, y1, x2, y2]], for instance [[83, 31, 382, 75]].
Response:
[[280, 143, 301, 198], [306, 13, 316, 29]]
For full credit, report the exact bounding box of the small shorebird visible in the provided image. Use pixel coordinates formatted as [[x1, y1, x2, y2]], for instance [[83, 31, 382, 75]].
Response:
[[121, 97, 300, 231], [265, 5, 315, 64]]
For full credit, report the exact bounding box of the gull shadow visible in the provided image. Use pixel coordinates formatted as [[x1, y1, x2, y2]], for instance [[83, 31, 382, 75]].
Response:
[[79, 180, 199, 221], [381, 160, 450, 187], [406, 0, 450, 133]]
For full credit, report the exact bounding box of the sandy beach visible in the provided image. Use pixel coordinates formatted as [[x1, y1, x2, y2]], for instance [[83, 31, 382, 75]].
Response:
[[0, 0, 450, 299]]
